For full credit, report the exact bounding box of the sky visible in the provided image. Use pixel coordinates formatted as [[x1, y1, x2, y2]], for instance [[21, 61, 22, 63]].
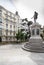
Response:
[[0, 0, 16, 13], [0, 0, 44, 26], [12, 0, 44, 26]]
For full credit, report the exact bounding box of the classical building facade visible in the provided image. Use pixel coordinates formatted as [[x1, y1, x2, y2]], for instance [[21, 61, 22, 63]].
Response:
[[15, 11, 22, 34], [0, 6, 21, 42]]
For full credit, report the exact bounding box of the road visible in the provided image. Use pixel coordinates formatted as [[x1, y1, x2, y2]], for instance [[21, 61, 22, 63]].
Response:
[[0, 44, 44, 65]]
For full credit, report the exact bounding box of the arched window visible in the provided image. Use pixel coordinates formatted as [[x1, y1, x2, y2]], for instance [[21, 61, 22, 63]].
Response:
[[36, 29, 39, 35], [32, 29, 35, 35]]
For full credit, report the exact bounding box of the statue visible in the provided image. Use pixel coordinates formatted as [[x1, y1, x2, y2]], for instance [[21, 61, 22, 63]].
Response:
[[31, 11, 38, 23]]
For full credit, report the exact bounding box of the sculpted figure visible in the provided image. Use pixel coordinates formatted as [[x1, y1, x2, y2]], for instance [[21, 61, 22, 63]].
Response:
[[31, 11, 38, 23]]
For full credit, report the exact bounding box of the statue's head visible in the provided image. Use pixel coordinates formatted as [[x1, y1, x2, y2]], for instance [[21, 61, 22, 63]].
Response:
[[34, 11, 37, 14]]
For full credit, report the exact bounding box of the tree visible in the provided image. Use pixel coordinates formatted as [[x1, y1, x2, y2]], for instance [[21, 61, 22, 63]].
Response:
[[25, 18, 28, 22], [15, 30, 20, 41], [40, 34, 43, 39], [20, 32, 24, 41], [27, 21, 33, 39], [24, 33, 28, 40], [40, 30, 44, 40], [15, 30, 24, 42], [27, 21, 33, 26], [22, 18, 33, 39]]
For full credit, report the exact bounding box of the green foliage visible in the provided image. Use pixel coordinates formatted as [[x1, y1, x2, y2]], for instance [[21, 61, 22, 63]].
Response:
[[27, 21, 33, 26], [40, 34, 43, 39], [16, 18, 33, 42], [20, 32, 24, 41], [43, 30, 44, 33], [25, 18, 28, 22], [15, 30, 20, 41], [15, 30, 24, 41], [15, 29, 29, 42], [24, 34, 27, 40]]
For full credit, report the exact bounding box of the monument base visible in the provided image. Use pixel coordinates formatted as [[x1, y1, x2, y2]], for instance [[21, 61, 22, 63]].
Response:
[[29, 36, 42, 43], [22, 44, 44, 53], [22, 36, 44, 53]]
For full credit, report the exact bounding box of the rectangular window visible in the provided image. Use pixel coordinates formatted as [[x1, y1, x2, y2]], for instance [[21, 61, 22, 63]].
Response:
[[0, 29, 2, 36], [0, 10, 2, 17], [0, 13, 2, 17], [0, 18, 2, 23], [0, 10, 2, 12], [10, 13, 12, 19], [10, 25, 12, 28], [6, 14, 8, 18], [10, 31, 12, 35], [6, 29, 8, 36], [6, 24, 8, 28], [10, 16, 12, 19], [13, 32, 15, 35], [6, 19, 8, 22], [6, 32, 8, 35], [14, 26, 15, 28], [6, 37, 8, 41]]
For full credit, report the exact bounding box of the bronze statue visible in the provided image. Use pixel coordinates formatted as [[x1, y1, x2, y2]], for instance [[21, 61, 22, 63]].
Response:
[[31, 11, 38, 23]]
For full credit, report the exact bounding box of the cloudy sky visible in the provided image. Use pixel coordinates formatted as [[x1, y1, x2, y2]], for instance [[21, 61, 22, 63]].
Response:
[[0, 0, 44, 26], [0, 0, 16, 12]]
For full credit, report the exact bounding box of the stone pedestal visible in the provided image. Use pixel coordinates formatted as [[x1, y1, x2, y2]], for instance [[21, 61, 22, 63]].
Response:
[[29, 22, 43, 49], [23, 22, 44, 52]]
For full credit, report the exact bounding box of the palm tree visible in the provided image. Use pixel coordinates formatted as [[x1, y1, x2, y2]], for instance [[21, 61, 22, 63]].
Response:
[[25, 18, 28, 22], [27, 21, 33, 38], [27, 21, 33, 26], [22, 18, 33, 38]]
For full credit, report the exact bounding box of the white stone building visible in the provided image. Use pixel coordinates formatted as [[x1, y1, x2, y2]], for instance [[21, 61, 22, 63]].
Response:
[[15, 11, 22, 34], [0, 6, 21, 42]]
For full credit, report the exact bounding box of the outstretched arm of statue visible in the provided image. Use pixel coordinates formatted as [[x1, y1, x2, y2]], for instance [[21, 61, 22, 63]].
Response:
[[31, 15, 34, 19]]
